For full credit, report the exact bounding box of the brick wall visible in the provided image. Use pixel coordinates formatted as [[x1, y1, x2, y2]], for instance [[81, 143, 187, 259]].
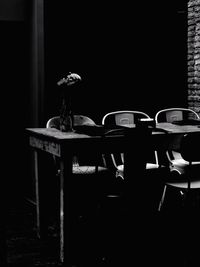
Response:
[[188, 0, 200, 116]]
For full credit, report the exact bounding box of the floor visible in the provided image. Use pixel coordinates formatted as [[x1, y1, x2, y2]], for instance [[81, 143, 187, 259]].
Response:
[[5, 185, 200, 267]]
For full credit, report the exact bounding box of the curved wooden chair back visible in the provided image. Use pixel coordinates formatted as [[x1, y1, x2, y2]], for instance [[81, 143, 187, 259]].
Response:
[[155, 107, 200, 123], [102, 110, 151, 127], [46, 115, 96, 129]]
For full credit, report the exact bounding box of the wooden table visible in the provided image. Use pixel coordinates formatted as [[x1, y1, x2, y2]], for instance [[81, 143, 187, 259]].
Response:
[[156, 122, 200, 150], [157, 122, 200, 134], [26, 123, 200, 264], [26, 127, 152, 264]]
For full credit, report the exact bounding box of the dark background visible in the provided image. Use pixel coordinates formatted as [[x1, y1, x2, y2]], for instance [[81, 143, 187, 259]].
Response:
[[0, 0, 188, 200], [44, 1, 188, 123]]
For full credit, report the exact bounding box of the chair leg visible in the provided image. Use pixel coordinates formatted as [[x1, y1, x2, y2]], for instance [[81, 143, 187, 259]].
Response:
[[158, 185, 167, 211]]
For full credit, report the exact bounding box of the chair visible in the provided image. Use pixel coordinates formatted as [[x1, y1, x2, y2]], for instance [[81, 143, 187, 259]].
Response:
[[158, 132, 200, 211], [102, 110, 169, 218], [47, 115, 101, 172], [155, 107, 200, 175], [46, 114, 115, 180], [102, 110, 167, 179], [46, 114, 120, 203], [155, 107, 200, 123]]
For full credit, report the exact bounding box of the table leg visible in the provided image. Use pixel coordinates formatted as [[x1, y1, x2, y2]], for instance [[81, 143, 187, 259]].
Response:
[[59, 159, 65, 263], [33, 150, 40, 238], [59, 155, 73, 264]]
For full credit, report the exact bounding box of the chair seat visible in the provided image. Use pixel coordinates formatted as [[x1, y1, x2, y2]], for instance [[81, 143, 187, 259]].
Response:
[[171, 158, 200, 174], [166, 180, 200, 189], [116, 165, 124, 179], [166, 162, 200, 189], [72, 166, 110, 175], [146, 163, 161, 169], [116, 162, 166, 179]]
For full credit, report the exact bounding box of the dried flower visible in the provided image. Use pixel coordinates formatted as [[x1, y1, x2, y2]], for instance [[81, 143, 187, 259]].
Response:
[[57, 72, 82, 86]]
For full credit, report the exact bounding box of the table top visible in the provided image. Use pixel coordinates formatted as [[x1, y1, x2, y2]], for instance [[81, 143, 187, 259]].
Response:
[[156, 122, 200, 134], [25, 127, 130, 156], [26, 122, 200, 158], [26, 122, 200, 139], [26, 127, 93, 140]]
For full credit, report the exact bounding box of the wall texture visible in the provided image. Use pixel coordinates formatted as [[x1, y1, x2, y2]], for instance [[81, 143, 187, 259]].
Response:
[[188, 0, 200, 115]]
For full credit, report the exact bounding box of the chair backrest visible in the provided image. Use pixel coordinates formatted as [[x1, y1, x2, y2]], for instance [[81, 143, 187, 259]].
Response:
[[155, 107, 200, 123], [46, 115, 96, 129], [46, 116, 60, 129], [46, 115, 102, 167], [102, 110, 155, 169], [102, 110, 151, 127]]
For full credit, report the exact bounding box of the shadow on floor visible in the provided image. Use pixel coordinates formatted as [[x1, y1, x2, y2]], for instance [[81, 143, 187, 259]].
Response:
[[5, 189, 200, 267]]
